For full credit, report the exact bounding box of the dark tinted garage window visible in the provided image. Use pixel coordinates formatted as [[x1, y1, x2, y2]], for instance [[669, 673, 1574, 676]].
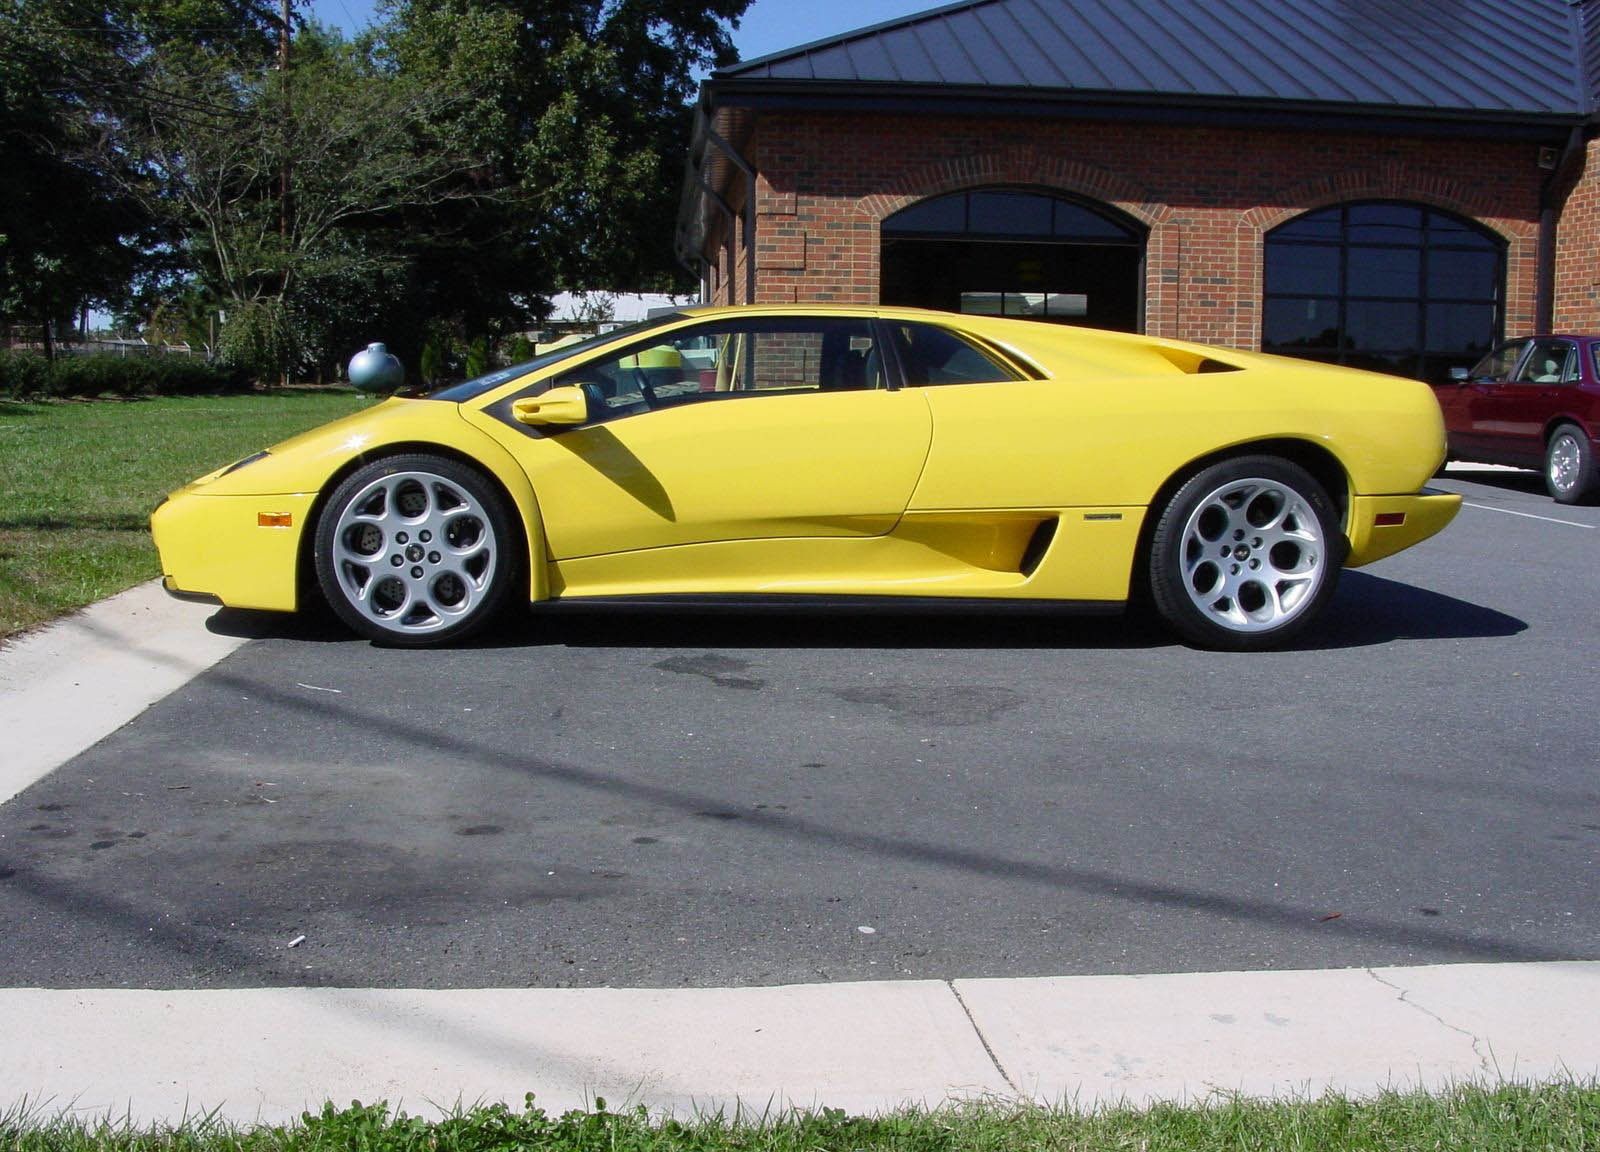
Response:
[[1263, 201, 1503, 383]]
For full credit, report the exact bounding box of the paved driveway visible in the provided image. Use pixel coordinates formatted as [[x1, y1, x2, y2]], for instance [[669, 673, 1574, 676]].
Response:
[[1, 467, 1596, 989]]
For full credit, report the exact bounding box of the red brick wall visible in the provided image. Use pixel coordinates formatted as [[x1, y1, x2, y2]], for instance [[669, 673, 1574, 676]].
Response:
[[711, 113, 1548, 350], [1554, 137, 1600, 332]]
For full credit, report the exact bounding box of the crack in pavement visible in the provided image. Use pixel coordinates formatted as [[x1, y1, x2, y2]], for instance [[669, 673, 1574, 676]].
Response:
[[947, 981, 1021, 1096], [1366, 968, 1493, 1075]]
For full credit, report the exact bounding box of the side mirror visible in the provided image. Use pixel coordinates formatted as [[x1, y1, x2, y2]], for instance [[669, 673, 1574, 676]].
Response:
[[512, 384, 589, 426], [1448, 367, 1470, 383]]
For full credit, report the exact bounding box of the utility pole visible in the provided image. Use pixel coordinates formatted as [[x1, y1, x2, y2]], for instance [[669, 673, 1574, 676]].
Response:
[[278, 0, 291, 241], [278, 0, 292, 385]]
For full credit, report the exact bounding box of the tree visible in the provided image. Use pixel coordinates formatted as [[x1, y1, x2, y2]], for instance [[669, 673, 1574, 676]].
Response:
[[114, 27, 498, 378], [0, 3, 150, 355], [0, 0, 298, 356], [4, 0, 751, 381], [379, 0, 749, 315]]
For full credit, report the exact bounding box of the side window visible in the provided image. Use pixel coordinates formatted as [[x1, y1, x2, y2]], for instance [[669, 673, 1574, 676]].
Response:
[[552, 317, 882, 419], [1470, 340, 1526, 382], [1513, 339, 1575, 384], [890, 322, 1020, 386]]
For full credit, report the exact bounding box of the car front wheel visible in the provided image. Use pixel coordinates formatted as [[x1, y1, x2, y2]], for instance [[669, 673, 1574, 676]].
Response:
[[1148, 456, 1344, 651], [314, 453, 518, 646], [1544, 424, 1598, 505]]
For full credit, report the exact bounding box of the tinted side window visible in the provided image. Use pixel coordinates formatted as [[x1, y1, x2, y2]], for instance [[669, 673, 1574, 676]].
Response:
[[890, 322, 1019, 386]]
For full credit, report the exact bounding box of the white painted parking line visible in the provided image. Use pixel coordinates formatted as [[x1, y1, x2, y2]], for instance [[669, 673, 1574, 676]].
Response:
[[1462, 502, 1594, 529]]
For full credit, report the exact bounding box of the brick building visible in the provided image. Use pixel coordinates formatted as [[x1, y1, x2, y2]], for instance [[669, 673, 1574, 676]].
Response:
[[676, 0, 1600, 381]]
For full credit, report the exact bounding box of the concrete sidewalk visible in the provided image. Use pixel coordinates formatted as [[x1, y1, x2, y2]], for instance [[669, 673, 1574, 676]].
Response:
[[4, 963, 1598, 1123], [3, 582, 1597, 1124]]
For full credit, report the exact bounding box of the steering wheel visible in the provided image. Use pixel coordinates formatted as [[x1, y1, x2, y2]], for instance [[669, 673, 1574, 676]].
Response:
[[630, 368, 658, 408]]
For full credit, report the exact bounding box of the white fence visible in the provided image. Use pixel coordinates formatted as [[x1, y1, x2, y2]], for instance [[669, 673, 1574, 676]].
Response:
[[3, 338, 202, 358]]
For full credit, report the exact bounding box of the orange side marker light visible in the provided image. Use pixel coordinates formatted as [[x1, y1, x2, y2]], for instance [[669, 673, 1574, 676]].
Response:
[[258, 512, 293, 528]]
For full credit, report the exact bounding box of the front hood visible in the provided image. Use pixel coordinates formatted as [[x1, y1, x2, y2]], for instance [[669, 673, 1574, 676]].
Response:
[[169, 397, 467, 498]]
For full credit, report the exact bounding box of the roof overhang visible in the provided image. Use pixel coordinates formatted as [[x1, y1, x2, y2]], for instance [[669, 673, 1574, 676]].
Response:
[[707, 78, 1587, 139]]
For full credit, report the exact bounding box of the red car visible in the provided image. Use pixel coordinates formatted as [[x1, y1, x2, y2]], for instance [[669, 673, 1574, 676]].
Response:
[[1437, 336, 1600, 504]]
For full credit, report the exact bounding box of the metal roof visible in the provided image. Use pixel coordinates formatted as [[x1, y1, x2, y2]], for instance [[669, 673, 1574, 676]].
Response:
[[717, 0, 1593, 120], [1580, 0, 1600, 109]]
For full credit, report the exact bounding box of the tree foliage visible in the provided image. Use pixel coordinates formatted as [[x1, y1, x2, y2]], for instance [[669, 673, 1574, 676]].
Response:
[[382, 0, 744, 292], [0, 2, 149, 354], [0, 0, 749, 381], [115, 30, 501, 376]]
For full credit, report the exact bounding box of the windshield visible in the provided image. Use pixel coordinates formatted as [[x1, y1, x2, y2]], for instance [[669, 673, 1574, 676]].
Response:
[[425, 313, 686, 402]]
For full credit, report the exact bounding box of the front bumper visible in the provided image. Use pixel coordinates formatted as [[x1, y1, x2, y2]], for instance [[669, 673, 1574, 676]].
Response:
[[1345, 488, 1462, 567], [151, 490, 316, 612]]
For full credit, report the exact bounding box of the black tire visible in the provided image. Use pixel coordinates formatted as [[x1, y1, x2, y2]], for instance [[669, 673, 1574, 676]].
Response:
[[313, 453, 519, 646], [1544, 424, 1599, 505], [1148, 455, 1345, 651]]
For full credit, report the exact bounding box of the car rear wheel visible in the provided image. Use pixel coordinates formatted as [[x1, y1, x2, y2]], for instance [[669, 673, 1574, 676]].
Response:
[[314, 454, 518, 646], [1544, 424, 1598, 505], [1148, 456, 1343, 651]]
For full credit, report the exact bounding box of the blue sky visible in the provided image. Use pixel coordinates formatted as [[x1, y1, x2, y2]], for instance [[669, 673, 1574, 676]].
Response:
[[305, 0, 935, 63]]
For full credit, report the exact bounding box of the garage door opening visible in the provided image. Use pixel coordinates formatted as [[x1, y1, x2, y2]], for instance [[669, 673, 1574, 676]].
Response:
[[880, 188, 1145, 331]]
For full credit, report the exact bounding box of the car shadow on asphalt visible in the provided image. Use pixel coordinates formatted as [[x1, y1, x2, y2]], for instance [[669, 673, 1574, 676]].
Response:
[[1300, 570, 1525, 650], [206, 603, 1171, 651], [204, 570, 1524, 652]]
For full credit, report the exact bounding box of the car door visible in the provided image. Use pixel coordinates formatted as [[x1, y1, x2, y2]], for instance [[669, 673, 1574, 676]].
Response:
[[470, 315, 932, 562], [1470, 337, 1576, 466], [1439, 339, 1524, 460]]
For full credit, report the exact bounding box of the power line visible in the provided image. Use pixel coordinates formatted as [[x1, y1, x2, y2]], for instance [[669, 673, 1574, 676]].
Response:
[[41, 26, 273, 32]]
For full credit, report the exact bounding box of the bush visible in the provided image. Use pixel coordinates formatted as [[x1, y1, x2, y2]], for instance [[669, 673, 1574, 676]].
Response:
[[465, 334, 491, 379], [0, 351, 51, 397], [0, 351, 252, 398], [218, 297, 300, 381], [419, 333, 448, 388]]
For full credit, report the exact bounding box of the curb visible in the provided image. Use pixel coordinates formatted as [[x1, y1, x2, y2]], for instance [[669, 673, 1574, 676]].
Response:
[[3, 964, 1597, 1124], [0, 580, 248, 806]]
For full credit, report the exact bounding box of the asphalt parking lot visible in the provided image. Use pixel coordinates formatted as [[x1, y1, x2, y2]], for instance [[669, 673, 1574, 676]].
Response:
[[1, 467, 1596, 991]]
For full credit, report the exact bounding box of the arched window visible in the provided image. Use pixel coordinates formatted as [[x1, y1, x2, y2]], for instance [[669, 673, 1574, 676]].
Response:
[[883, 189, 1142, 242], [1262, 201, 1503, 381], [881, 188, 1145, 330]]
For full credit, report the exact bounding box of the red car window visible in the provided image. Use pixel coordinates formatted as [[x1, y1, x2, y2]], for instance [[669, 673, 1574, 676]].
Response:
[[1470, 340, 1528, 381], [1513, 339, 1576, 384]]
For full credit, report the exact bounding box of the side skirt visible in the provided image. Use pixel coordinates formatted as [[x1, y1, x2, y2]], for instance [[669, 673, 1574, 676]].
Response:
[[529, 594, 1126, 616]]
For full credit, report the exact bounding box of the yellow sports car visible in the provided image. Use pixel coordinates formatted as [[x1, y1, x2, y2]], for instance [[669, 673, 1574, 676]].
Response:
[[151, 305, 1460, 651]]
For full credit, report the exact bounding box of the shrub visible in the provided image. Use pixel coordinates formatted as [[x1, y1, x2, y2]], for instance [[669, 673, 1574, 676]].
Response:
[[419, 333, 447, 387], [465, 334, 491, 379], [0, 351, 51, 397], [218, 297, 300, 381], [0, 351, 251, 398]]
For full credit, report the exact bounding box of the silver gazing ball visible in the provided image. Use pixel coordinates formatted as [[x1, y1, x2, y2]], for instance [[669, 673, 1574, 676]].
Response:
[[347, 343, 404, 393]]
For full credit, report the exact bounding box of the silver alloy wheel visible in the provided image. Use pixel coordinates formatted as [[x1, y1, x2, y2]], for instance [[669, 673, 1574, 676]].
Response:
[[329, 469, 498, 636], [1549, 431, 1581, 494], [1178, 475, 1327, 633]]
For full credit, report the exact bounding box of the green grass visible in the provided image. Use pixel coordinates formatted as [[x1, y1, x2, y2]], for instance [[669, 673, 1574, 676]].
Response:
[[3, 1087, 1599, 1152], [0, 391, 374, 639]]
